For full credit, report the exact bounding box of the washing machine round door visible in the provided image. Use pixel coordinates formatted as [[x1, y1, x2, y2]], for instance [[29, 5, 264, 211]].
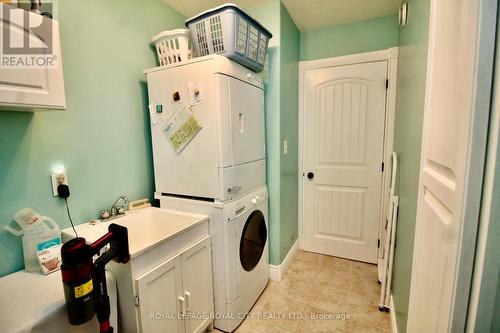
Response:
[[240, 210, 267, 272]]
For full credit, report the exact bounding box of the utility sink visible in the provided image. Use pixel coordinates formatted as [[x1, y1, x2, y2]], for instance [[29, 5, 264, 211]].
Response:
[[62, 207, 209, 258]]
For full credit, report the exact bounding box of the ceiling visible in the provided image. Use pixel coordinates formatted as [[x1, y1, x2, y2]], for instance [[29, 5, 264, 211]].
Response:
[[162, 0, 401, 32]]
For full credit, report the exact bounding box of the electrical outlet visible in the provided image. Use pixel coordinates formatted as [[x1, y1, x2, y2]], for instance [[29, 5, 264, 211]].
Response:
[[50, 171, 68, 197]]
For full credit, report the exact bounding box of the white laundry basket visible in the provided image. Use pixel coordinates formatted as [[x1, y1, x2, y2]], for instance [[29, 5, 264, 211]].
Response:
[[185, 3, 272, 72], [151, 29, 193, 66]]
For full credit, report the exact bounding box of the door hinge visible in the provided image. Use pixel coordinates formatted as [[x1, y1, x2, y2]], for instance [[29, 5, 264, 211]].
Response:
[[134, 295, 140, 307], [381, 162, 385, 172], [385, 78, 389, 89], [377, 239, 380, 248]]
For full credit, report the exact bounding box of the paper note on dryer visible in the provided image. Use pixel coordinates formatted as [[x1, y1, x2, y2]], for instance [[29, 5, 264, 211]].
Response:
[[162, 103, 202, 154]]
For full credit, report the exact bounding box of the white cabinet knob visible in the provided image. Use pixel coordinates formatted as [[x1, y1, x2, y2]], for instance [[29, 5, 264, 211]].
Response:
[[246, 73, 252, 79], [251, 198, 258, 205]]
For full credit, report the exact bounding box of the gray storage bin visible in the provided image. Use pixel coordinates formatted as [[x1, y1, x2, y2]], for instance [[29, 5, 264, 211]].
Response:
[[185, 3, 273, 72]]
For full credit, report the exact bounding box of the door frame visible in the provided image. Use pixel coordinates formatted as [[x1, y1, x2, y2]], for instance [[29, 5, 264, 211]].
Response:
[[298, 47, 399, 256]]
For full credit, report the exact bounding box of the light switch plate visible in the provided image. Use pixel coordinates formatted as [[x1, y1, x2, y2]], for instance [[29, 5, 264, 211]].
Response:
[[283, 140, 288, 155]]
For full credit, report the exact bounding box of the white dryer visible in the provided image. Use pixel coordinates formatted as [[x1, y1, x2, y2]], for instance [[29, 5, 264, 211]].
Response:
[[158, 186, 269, 332], [145, 55, 266, 201]]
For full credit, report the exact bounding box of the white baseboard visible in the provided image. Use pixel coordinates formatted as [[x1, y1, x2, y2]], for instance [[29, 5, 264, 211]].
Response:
[[268, 265, 279, 281], [268, 239, 299, 282], [390, 295, 398, 333]]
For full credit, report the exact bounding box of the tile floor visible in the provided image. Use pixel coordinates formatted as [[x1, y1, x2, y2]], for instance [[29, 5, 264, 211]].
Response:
[[215, 250, 390, 333]]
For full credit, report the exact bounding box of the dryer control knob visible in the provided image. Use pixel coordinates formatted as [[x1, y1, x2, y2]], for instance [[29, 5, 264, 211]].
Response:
[[251, 198, 258, 205]]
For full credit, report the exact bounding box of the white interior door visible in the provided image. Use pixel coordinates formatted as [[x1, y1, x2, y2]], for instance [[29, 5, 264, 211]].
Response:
[[407, 0, 491, 332], [301, 61, 388, 263]]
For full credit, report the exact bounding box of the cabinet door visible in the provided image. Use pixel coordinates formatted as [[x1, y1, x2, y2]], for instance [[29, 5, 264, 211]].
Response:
[[217, 74, 265, 167], [0, 4, 66, 110], [229, 77, 265, 165], [181, 236, 214, 333], [135, 255, 185, 333]]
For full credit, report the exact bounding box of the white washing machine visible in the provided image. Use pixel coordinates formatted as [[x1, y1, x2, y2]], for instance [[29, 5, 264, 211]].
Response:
[[158, 186, 269, 332]]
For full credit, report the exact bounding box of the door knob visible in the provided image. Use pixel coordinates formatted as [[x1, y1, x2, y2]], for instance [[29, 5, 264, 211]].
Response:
[[307, 172, 314, 180]]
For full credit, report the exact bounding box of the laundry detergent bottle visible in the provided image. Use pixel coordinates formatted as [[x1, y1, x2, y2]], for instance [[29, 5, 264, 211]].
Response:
[[5, 208, 61, 272]]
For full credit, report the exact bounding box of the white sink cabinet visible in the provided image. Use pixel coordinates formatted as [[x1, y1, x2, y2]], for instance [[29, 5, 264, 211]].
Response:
[[62, 208, 214, 333], [129, 236, 213, 333]]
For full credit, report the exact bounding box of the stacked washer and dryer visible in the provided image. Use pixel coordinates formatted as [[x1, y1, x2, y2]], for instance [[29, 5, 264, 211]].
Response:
[[144, 54, 269, 332]]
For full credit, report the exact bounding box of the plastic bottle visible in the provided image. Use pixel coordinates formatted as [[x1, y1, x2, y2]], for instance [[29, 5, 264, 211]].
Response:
[[5, 208, 61, 272]]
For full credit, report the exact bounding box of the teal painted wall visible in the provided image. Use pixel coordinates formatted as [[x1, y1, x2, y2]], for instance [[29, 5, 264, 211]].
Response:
[[247, 0, 282, 265], [278, 3, 299, 262], [472, 17, 500, 332], [474, 100, 500, 332], [491, 268, 500, 332], [391, 0, 430, 332], [300, 15, 399, 61], [248, 0, 299, 265], [0, 0, 185, 277], [280, 4, 300, 263]]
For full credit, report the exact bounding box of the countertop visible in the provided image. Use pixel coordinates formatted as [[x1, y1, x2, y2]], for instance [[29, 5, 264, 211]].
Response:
[[0, 270, 117, 333]]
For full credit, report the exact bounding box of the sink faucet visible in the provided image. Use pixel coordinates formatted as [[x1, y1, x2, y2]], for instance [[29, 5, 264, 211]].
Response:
[[100, 195, 130, 220], [110, 195, 130, 216]]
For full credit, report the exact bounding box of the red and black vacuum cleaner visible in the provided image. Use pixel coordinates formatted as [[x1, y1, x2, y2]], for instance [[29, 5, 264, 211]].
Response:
[[61, 224, 130, 333]]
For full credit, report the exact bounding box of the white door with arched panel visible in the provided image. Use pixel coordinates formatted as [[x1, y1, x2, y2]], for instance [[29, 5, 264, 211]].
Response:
[[301, 61, 388, 263]]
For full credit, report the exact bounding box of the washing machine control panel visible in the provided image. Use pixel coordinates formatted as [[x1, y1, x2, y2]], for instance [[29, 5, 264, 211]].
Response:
[[224, 187, 268, 221], [250, 191, 266, 206]]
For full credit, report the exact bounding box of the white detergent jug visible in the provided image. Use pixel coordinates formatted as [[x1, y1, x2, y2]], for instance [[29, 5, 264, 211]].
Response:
[[5, 208, 61, 272]]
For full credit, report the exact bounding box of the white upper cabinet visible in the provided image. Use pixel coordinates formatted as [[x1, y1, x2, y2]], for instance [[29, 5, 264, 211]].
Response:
[[0, 4, 66, 111]]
